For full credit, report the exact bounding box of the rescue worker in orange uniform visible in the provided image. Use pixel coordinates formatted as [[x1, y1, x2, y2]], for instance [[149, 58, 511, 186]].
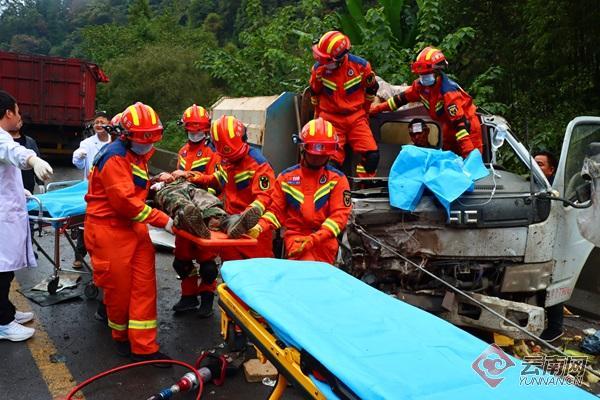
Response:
[[248, 118, 351, 264], [84, 102, 173, 365], [187, 115, 275, 260], [370, 47, 483, 158], [156, 105, 221, 316], [309, 30, 380, 178]]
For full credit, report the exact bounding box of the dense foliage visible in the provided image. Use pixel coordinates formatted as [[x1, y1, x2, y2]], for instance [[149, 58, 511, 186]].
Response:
[[0, 0, 598, 154]]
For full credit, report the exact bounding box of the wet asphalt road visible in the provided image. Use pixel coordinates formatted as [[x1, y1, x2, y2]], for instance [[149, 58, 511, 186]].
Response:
[[0, 164, 302, 400]]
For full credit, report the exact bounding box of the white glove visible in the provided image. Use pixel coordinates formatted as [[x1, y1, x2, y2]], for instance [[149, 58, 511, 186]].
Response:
[[150, 181, 165, 191], [37, 184, 46, 194], [165, 218, 174, 234], [74, 149, 87, 159], [28, 156, 54, 181], [24, 189, 32, 198]]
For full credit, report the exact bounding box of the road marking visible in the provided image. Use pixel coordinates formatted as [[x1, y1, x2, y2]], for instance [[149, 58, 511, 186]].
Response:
[[10, 280, 83, 399]]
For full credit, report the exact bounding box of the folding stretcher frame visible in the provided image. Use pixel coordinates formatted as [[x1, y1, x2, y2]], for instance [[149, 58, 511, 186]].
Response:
[[27, 181, 97, 297], [218, 284, 328, 400]]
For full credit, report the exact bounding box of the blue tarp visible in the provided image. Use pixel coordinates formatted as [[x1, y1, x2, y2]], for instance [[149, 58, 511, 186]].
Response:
[[27, 181, 88, 219], [389, 146, 489, 214], [221, 259, 595, 400]]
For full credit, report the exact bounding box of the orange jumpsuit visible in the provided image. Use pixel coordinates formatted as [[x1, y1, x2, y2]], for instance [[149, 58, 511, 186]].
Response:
[[257, 163, 351, 264], [376, 73, 483, 158], [175, 140, 220, 296], [309, 54, 379, 177], [84, 139, 169, 355], [189, 147, 275, 260]]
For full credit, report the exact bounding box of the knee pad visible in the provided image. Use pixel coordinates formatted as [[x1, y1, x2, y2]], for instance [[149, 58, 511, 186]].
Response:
[[199, 260, 218, 283], [361, 150, 380, 173], [172, 258, 194, 279]]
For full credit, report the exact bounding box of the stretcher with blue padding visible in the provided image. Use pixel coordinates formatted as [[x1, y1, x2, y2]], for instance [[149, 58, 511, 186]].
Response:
[[26, 180, 97, 297], [218, 259, 596, 400]]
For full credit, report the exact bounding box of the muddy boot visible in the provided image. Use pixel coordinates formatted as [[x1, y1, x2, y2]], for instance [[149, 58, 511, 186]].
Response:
[[172, 295, 200, 312], [224, 206, 262, 238], [175, 204, 210, 239], [197, 292, 215, 318]]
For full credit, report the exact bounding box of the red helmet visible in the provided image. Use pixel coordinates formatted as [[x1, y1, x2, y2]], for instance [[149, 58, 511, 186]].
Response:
[[120, 102, 163, 144], [299, 118, 339, 156], [312, 31, 351, 64], [181, 104, 210, 132], [411, 47, 448, 74], [211, 115, 248, 161], [110, 112, 122, 127]]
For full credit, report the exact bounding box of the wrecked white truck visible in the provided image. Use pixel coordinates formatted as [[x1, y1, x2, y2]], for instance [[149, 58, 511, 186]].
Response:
[[344, 112, 600, 338], [151, 93, 599, 339]]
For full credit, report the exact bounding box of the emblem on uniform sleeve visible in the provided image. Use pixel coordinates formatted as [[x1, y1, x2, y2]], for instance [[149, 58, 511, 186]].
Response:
[[259, 175, 270, 190], [319, 174, 327, 184], [197, 150, 203, 157], [343, 190, 352, 207], [348, 69, 355, 77], [447, 104, 458, 117]]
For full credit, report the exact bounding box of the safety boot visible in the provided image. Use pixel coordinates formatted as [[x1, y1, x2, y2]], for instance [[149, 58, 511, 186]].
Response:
[[223, 206, 262, 238], [172, 295, 200, 312], [197, 292, 215, 318], [175, 204, 210, 238]]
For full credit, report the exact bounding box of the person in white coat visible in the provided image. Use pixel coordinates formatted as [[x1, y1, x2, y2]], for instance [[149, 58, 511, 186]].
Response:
[[72, 111, 111, 180], [0, 90, 53, 342], [71, 111, 111, 269]]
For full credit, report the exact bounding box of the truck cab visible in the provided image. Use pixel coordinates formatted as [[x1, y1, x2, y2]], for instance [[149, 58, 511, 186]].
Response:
[[344, 107, 600, 338]]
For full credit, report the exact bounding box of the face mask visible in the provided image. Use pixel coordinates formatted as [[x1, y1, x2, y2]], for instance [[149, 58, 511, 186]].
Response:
[[188, 132, 206, 143], [419, 73, 436, 86], [130, 142, 154, 155]]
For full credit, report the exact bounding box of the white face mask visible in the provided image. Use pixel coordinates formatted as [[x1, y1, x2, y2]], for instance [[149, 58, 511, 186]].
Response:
[[130, 142, 154, 155], [188, 132, 206, 143], [419, 73, 436, 86]]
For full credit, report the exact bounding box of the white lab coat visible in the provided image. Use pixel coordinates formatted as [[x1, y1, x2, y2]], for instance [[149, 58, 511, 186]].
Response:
[[72, 134, 111, 180], [0, 128, 37, 272]]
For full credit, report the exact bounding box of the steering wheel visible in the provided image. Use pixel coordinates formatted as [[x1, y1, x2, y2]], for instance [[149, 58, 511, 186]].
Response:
[[565, 171, 584, 202]]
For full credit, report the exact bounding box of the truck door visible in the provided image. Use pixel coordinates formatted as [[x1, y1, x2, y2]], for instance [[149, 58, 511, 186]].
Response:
[[546, 117, 600, 306]]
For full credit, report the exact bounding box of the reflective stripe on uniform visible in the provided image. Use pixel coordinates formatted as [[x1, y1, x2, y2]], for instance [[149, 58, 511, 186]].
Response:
[[455, 129, 469, 140], [262, 211, 281, 229], [250, 200, 265, 214], [108, 320, 127, 331], [343, 75, 362, 91], [356, 164, 366, 174], [132, 204, 152, 222], [322, 218, 341, 236], [128, 319, 158, 330], [387, 97, 397, 110], [178, 156, 186, 169], [314, 181, 338, 204], [321, 77, 337, 91], [234, 170, 256, 183], [281, 182, 305, 204], [131, 164, 149, 180], [191, 157, 210, 169]]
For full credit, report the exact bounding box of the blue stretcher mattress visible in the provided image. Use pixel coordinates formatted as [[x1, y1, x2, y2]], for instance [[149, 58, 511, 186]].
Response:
[[27, 181, 88, 219], [221, 259, 595, 400]]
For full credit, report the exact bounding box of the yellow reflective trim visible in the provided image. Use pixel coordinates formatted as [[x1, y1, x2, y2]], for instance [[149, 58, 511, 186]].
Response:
[[281, 182, 304, 204], [263, 211, 281, 229], [191, 157, 210, 168], [322, 218, 341, 236], [326, 33, 345, 54], [127, 105, 140, 126], [186, 107, 192, 118], [314, 181, 338, 203], [435, 101, 444, 111], [321, 78, 337, 91], [420, 95, 430, 109], [132, 204, 152, 222], [356, 165, 366, 173], [250, 200, 265, 214], [227, 116, 235, 138], [207, 187, 216, 195], [327, 122, 333, 138], [128, 319, 158, 330], [234, 170, 256, 183], [425, 48, 438, 61], [343, 76, 362, 89], [309, 120, 315, 136], [455, 129, 469, 140], [108, 320, 127, 331], [387, 97, 397, 110], [148, 106, 157, 125], [178, 156, 186, 168], [199, 107, 205, 117], [131, 163, 149, 180], [212, 121, 219, 141]]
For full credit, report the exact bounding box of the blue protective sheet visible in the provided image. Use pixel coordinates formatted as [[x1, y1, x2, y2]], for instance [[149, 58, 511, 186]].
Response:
[[26, 181, 88, 218], [389, 146, 489, 214], [221, 259, 595, 400]]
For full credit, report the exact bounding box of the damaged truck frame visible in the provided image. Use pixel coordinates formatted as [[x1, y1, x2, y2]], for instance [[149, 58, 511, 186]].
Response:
[[344, 110, 600, 338]]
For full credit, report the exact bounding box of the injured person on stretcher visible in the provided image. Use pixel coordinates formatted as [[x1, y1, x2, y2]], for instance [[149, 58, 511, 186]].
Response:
[[152, 178, 261, 239]]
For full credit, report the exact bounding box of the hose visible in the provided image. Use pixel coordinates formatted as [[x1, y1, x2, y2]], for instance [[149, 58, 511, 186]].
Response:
[[65, 359, 203, 400]]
